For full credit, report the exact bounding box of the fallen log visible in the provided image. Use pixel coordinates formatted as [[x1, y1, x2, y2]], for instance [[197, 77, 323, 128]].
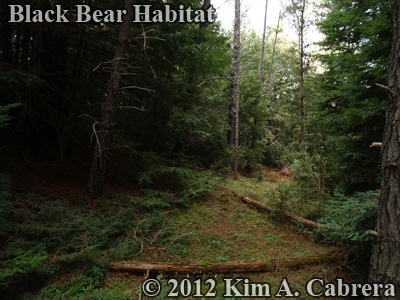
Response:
[[223, 187, 322, 229], [107, 251, 343, 274]]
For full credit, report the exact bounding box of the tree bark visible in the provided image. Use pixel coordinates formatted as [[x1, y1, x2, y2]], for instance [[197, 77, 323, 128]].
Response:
[[107, 251, 343, 274], [87, 0, 135, 198], [233, 0, 241, 180], [368, 0, 400, 297], [200, 0, 211, 29]]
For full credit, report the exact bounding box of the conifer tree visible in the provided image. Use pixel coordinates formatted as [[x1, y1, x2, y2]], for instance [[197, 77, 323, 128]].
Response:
[[233, 0, 241, 180], [368, 0, 400, 295], [88, 0, 135, 198]]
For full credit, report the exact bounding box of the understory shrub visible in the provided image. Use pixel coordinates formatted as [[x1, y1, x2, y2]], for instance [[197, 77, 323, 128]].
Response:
[[317, 190, 379, 277], [266, 154, 331, 221]]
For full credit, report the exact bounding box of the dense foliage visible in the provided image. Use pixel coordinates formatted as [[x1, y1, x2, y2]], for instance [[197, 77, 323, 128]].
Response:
[[316, 0, 392, 193]]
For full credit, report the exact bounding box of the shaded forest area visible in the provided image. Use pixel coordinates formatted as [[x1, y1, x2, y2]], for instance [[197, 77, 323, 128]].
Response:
[[0, 0, 397, 298]]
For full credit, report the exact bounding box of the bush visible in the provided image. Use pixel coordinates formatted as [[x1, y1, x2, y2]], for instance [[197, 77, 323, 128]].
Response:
[[317, 190, 379, 276], [266, 154, 331, 221], [317, 190, 378, 246]]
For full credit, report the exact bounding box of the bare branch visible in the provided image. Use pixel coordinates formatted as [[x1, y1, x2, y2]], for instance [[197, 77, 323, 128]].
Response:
[[117, 106, 148, 111], [78, 114, 98, 123], [92, 57, 124, 72], [170, 231, 194, 244], [375, 83, 389, 90], [197, 75, 253, 87], [119, 86, 155, 92]]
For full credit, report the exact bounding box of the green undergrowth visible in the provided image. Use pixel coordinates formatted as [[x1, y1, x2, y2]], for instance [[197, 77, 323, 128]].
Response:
[[211, 173, 277, 203], [0, 168, 215, 299], [0, 192, 168, 299], [105, 173, 349, 299], [210, 173, 323, 221], [316, 190, 379, 279], [0, 167, 354, 299]]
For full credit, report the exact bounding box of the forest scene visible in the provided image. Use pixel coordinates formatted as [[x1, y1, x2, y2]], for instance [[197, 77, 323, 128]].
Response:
[[1, 0, 399, 299]]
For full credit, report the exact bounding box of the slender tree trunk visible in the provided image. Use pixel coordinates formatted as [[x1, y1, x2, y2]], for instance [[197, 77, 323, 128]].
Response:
[[88, 0, 134, 198], [228, 75, 235, 146], [246, 0, 268, 174], [258, 0, 268, 82], [368, 0, 400, 297], [287, 0, 307, 161], [266, 12, 281, 87], [299, 0, 306, 161], [233, 0, 241, 180]]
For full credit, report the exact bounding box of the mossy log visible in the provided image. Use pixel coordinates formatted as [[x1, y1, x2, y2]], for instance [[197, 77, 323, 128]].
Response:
[[225, 188, 322, 229], [107, 251, 343, 274]]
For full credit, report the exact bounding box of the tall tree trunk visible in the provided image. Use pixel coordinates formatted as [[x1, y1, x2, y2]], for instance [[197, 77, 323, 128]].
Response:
[[266, 12, 281, 87], [88, 0, 135, 199], [247, 0, 268, 174], [286, 0, 307, 161], [258, 0, 268, 82], [299, 0, 306, 162], [228, 75, 235, 146], [368, 0, 400, 297], [233, 0, 241, 180]]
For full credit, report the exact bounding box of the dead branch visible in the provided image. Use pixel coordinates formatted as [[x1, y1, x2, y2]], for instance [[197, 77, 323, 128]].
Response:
[[170, 231, 194, 244], [370, 142, 382, 148], [119, 86, 155, 92], [117, 106, 148, 111], [93, 57, 124, 72], [375, 83, 389, 90], [366, 230, 378, 236]]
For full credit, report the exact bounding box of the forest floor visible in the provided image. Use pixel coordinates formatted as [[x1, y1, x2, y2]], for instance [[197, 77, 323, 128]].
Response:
[[2, 163, 357, 299], [104, 170, 355, 300]]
